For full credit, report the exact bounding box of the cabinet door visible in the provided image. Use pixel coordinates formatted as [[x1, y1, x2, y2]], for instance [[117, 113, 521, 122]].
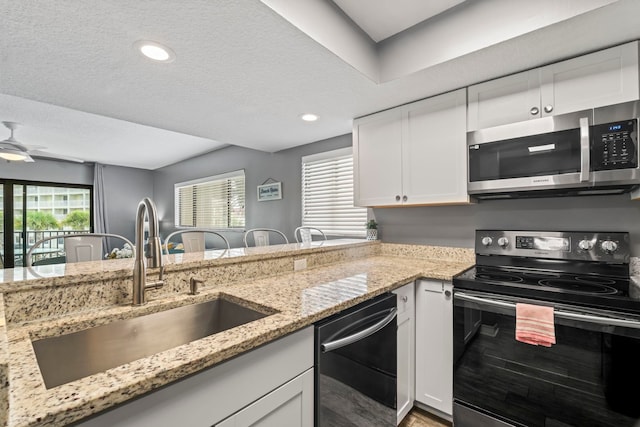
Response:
[[216, 368, 314, 427], [541, 41, 639, 117], [402, 88, 469, 205], [467, 69, 540, 130], [75, 327, 314, 427], [353, 108, 403, 206], [394, 282, 415, 425], [415, 280, 453, 416]]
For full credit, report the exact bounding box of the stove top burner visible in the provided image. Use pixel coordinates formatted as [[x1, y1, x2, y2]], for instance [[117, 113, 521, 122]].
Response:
[[537, 279, 619, 295], [454, 263, 636, 313], [475, 273, 523, 283], [470, 266, 626, 296]]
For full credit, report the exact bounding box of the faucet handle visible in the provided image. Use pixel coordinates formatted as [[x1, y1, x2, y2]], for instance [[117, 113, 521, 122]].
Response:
[[189, 277, 205, 295]]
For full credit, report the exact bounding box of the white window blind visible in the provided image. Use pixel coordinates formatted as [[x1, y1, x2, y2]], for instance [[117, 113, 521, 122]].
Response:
[[302, 148, 367, 237], [174, 170, 245, 229]]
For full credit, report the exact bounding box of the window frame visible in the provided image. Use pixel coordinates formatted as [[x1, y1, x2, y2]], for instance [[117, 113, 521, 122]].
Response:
[[0, 179, 93, 269], [174, 169, 246, 231], [301, 147, 367, 238]]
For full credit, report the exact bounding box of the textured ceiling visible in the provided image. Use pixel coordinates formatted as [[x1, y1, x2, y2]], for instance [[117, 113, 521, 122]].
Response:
[[2, 0, 640, 170]]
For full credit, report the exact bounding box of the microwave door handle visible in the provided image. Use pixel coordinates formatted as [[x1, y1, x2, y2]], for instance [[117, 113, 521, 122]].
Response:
[[455, 292, 640, 330], [320, 308, 397, 353], [579, 116, 590, 182]]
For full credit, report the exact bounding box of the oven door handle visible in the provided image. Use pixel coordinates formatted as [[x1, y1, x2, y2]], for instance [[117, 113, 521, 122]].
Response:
[[455, 292, 640, 330], [321, 308, 397, 353]]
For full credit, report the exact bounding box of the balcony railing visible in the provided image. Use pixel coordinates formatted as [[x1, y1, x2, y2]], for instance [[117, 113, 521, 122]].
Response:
[[10, 229, 91, 266]]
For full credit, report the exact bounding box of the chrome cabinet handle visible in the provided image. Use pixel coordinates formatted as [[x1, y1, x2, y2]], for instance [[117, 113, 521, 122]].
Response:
[[395, 195, 401, 201], [402, 195, 408, 202], [321, 308, 397, 352], [530, 106, 539, 115], [402, 296, 408, 303], [579, 116, 590, 182], [444, 290, 452, 298], [544, 104, 554, 113], [455, 292, 640, 329]]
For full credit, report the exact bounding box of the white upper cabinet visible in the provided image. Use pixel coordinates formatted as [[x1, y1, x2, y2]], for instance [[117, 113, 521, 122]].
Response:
[[468, 41, 640, 130], [353, 107, 404, 207], [354, 88, 470, 207]]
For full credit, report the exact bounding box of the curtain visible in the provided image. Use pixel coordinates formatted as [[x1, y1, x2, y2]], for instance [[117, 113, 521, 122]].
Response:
[[93, 163, 110, 251]]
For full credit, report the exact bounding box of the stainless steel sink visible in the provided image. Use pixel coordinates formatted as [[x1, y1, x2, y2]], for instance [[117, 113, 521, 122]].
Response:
[[32, 297, 271, 389]]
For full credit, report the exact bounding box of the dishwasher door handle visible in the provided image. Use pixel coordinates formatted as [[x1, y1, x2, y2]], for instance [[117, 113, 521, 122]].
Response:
[[321, 308, 397, 353]]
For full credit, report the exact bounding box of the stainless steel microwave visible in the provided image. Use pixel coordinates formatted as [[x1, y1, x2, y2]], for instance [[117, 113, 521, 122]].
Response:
[[467, 101, 640, 199]]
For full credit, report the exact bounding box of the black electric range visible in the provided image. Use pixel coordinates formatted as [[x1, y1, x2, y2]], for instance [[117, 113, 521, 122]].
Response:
[[452, 230, 640, 427]]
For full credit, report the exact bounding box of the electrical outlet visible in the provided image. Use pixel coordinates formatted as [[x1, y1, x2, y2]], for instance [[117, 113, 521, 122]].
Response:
[[294, 258, 307, 271]]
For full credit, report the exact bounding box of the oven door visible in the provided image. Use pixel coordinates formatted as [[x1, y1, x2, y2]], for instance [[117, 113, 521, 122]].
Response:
[[453, 289, 640, 427]]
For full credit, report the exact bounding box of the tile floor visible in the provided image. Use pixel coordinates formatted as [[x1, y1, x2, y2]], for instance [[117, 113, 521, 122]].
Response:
[[399, 406, 451, 427]]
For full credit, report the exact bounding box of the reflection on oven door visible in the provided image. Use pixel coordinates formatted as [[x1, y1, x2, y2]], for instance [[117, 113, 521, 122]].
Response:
[[453, 292, 640, 427]]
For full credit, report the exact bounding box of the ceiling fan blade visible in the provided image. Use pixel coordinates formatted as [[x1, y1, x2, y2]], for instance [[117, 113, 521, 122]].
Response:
[[29, 149, 85, 163]]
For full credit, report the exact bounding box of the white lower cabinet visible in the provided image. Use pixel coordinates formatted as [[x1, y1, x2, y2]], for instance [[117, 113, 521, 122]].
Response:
[[76, 327, 314, 427], [415, 279, 453, 417], [394, 282, 415, 425], [216, 368, 314, 427]]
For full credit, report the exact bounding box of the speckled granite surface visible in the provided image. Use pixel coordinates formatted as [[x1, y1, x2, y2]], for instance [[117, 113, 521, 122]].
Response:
[[1, 241, 473, 427], [0, 293, 8, 427]]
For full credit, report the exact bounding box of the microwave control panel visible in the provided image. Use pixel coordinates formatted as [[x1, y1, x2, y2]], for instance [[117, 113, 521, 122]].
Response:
[[591, 119, 638, 170]]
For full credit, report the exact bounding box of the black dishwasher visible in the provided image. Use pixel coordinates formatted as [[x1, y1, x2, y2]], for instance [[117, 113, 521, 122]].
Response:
[[315, 293, 397, 427]]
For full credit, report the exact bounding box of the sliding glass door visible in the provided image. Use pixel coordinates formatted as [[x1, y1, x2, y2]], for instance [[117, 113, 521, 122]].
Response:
[[1, 180, 92, 268]]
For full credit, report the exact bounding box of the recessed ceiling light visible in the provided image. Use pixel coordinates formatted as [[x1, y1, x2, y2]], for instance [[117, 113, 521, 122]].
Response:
[[301, 113, 319, 122], [134, 40, 175, 62]]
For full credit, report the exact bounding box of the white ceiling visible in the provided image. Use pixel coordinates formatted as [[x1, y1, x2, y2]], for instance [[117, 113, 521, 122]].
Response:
[[2, 0, 640, 170], [332, 0, 466, 42]]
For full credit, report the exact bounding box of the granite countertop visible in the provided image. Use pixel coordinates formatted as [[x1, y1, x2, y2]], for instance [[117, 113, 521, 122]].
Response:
[[2, 243, 473, 427]]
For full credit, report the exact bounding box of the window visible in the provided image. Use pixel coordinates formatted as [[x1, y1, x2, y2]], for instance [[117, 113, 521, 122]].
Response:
[[302, 148, 367, 237], [175, 170, 245, 229], [0, 180, 93, 268]]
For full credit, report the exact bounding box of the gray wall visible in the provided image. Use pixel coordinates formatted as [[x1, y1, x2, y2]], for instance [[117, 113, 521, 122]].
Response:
[[100, 164, 154, 242], [153, 135, 352, 247], [1, 159, 153, 242], [373, 194, 640, 254]]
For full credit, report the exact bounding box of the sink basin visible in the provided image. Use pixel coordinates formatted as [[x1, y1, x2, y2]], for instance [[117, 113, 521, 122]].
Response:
[[32, 297, 271, 389]]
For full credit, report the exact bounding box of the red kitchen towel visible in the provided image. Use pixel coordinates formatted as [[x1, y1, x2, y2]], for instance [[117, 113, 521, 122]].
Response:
[[515, 303, 556, 347]]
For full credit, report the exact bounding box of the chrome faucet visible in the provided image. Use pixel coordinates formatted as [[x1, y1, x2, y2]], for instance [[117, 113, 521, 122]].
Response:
[[132, 197, 164, 305]]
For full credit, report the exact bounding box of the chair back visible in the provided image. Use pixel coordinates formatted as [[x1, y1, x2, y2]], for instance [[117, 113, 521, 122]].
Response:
[[181, 232, 206, 252], [163, 229, 230, 253], [64, 235, 103, 263], [243, 228, 289, 247], [26, 233, 135, 267], [294, 226, 327, 243]]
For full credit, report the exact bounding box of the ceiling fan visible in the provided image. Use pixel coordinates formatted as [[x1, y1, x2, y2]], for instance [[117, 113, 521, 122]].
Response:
[[0, 121, 84, 163]]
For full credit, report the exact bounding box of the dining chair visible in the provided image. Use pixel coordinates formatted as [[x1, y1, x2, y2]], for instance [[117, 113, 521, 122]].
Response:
[[294, 226, 327, 243], [243, 228, 289, 247], [26, 233, 135, 267], [163, 229, 231, 253]]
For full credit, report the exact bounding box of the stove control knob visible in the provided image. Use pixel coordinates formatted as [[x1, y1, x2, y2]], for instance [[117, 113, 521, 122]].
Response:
[[578, 240, 594, 251], [601, 240, 619, 254], [497, 237, 509, 248], [481, 237, 493, 247]]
